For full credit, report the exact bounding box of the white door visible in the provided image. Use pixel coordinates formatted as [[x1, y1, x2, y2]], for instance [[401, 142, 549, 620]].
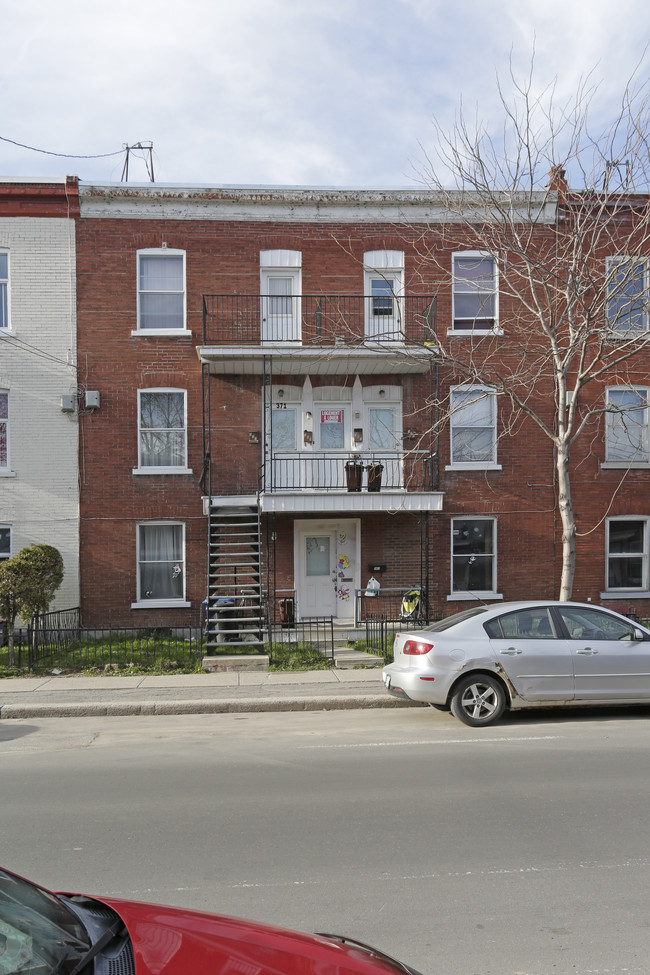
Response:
[[261, 271, 301, 343], [299, 532, 337, 618]]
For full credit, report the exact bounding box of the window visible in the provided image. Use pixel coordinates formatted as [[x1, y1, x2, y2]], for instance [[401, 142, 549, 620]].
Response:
[[0, 251, 8, 330], [605, 388, 649, 463], [137, 390, 188, 472], [606, 257, 648, 334], [0, 526, 10, 560], [452, 253, 497, 332], [136, 523, 186, 604], [452, 518, 496, 596], [137, 250, 186, 331], [260, 250, 301, 343], [606, 518, 648, 591], [0, 392, 8, 469], [364, 251, 404, 341], [558, 604, 637, 641], [449, 386, 497, 467]]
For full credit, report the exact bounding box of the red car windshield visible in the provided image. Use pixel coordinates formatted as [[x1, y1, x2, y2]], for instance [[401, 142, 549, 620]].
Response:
[[0, 868, 90, 975]]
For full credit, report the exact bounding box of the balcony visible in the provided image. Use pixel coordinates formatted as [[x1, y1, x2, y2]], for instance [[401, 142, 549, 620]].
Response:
[[199, 294, 437, 375], [208, 450, 443, 514]]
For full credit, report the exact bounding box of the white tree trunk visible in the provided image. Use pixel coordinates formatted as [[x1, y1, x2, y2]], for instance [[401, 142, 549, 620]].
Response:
[[556, 439, 576, 601]]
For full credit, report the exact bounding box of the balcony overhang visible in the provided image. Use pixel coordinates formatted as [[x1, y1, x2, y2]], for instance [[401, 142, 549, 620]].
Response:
[[197, 344, 435, 376], [204, 491, 444, 514]]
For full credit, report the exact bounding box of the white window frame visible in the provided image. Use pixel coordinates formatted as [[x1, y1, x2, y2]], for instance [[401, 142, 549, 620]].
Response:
[[134, 249, 187, 335], [605, 256, 649, 336], [449, 517, 501, 600], [363, 251, 404, 343], [0, 391, 9, 473], [134, 389, 191, 475], [602, 516, 650, 598], [0, 525, 11, 560], [447, 385, 500, 470], [604, 386, 649, 467], [0, 250, 9, 331], [260, 250, 302, 344], [132, 521, 190, 608], [451, 251, 499, 334]]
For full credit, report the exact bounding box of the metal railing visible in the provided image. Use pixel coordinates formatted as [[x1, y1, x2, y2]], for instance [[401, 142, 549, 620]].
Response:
[[261, 450, 435, 493], [355, 587, 429, 625], [202, 294, 437, 346], [267, 616, 335, 666]]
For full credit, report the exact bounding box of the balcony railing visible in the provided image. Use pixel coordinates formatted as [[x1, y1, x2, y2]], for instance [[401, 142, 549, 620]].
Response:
[[261, 450, 435, 493], [202, 294, 437, 346]]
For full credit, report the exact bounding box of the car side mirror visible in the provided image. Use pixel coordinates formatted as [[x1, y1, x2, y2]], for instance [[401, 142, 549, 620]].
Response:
[[633, 628, 645, 642]]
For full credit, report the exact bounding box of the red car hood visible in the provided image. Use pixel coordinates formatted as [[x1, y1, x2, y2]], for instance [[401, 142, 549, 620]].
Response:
[[91, 894, 413, 975]]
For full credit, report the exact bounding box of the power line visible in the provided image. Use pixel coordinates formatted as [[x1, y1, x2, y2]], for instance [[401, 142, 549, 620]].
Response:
[[0, 134, 124, 160]]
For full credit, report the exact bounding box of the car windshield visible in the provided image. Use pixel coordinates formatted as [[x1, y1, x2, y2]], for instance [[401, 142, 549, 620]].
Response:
[[0, 868, 90, 975], [426, 606, 490, 632]]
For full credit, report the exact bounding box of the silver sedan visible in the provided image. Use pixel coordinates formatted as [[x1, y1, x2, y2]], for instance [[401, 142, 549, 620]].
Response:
[[382, 601, 650, 727]]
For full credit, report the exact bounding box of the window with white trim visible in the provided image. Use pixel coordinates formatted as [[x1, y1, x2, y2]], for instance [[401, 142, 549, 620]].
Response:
[[606, 518, 649, 591], [0, 252, 8, 330], [137, 390, 188, 471], [606, 257, 648, 335], [452, 252, 497, 332], [0, 392, 8, 470], [605, 387, 649, 464], [364, 251, 404, 341], [449, 386, 497, 467], [136, 523, 186, 603], [0, 526, 10, 560], [452, 518, 497, 595], [137, 249, 186, 332]]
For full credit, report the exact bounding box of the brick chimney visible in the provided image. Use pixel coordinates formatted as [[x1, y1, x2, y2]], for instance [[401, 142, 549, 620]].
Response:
[[548, 166, 568, 193]]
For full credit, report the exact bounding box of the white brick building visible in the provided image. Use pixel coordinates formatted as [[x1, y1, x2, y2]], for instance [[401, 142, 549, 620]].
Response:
[[0, 179, 80, 611]]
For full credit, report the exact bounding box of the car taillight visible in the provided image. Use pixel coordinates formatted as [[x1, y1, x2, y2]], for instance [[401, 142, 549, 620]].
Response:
[[402, 639, 434, 655]]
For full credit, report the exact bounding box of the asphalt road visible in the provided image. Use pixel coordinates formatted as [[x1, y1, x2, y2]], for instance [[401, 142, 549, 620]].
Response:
[[3, 706, 650, 975]]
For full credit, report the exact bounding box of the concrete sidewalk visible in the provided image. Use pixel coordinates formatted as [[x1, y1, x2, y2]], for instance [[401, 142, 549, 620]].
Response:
[[0, 669, 420, 719]]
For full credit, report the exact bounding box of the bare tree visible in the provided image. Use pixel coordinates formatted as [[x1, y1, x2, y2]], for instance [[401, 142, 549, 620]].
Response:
[[410, 61, 650, 599]]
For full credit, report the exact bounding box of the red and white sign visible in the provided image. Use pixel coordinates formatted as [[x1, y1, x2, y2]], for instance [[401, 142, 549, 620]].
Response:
[[320, 410, 342, 423]]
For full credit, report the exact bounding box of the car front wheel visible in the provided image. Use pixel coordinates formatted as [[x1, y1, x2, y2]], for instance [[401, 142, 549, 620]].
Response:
[[450, 674, 506, 727]]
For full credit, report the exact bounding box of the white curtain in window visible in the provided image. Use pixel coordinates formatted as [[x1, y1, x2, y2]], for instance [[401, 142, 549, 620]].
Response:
[[139, 525, 183, 600]]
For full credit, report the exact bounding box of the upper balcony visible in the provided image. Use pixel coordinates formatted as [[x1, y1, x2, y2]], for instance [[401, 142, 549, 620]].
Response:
[[198, 294, 437, 375]]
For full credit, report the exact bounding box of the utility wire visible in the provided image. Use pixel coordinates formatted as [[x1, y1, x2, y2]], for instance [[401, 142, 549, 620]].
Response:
[[0, 135, 125, 159]]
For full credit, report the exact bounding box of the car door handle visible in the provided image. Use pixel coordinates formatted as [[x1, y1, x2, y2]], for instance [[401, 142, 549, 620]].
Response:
[[500, 648, 523, 655], [576, 647, 598, 654]]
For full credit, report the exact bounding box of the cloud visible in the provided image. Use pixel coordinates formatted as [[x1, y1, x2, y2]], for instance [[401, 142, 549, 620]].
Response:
[[1, 0, 649, 186]]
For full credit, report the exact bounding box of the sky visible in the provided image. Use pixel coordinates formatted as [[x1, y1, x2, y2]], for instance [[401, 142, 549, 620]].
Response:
[[1, 0, 650, 189]]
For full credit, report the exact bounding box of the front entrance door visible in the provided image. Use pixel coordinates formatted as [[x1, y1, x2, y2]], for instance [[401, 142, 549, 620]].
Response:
[[295, 519, 359, 621], [300, 533, 337, 618]]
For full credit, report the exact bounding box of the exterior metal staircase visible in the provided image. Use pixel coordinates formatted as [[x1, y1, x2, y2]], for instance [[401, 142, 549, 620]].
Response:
[[206, 505, 266, 653]]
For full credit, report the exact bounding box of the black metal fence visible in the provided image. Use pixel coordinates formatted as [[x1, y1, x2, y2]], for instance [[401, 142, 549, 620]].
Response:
[[202, 294, 437, 346], [267, 617, 335, 666], [364, 614, 433, 662], [355, 588, 429, 625]]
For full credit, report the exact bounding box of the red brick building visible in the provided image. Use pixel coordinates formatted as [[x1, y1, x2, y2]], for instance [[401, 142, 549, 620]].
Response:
[[75, 183, 650, 640]]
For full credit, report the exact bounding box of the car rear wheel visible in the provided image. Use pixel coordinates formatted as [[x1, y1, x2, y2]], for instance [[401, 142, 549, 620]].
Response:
[[450, 674, 506, 727]]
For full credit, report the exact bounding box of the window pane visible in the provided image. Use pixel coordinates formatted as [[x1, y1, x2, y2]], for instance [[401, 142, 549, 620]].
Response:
[[371, 278, 395, 316], [608, 260, 646, 331], [609, 520, 644, 554], [369, 408, 395, 449], [452, 428, 494, 463], [608, 557, 643, 589], [607, 389, 647, 460], [0, 284, 7, 329], [140, 256, 183, 291], [271, 408, 296, 449], [452, 520, 494, 592], [140, 392, 185, 467], [320, 409, 345, 449], [139, 525, 184, 600], [0, 527, 10, 558], [454, 256, 495, 290], [140, 293, 184, 330], [306, 536, 331, 576], [0, 254, 7, 278]]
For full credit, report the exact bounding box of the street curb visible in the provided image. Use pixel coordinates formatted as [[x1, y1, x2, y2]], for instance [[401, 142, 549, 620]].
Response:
[[0, 695, 423, 720]]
